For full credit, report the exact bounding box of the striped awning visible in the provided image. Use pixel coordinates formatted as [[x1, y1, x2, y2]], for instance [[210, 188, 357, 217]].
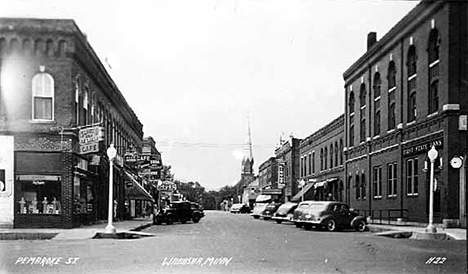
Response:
[[124, 171, 154, 202], [291, 183, 315, 202]]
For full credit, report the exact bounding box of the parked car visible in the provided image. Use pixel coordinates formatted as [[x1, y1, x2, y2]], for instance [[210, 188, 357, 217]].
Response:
[[297, 201, 367, 232], [153, 201, 204, 225], [292, 200, 316, 228], [251, 203, 268, 219], [230, 203, 251, 214], [261, 202, 282, 220], [272, 202, 298, 224]]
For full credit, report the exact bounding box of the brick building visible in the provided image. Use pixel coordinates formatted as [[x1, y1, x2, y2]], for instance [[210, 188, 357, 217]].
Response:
[[343, 1, 467, 226], [258, 157, 280, 201], [0, 18, 145, 228], [274, 136, 301, 202], [295, 115, 344, 203]]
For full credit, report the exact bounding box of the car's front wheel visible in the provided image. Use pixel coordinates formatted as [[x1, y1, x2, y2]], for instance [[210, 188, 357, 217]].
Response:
[[294, 222, 302, 228], [304, 224, 312, 230], [355, 220, 366, 232], [166, 216, 173, 225], [276, 220, 282, 224], [326, 219, 337, 232], [193, 216, 200, 223], [253, 216, 260, 219]]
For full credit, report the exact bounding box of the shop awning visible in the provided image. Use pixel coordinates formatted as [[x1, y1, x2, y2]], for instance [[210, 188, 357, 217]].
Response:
[[292, 183, 315, 202], [124, 171, 154, 202], [256, 195, 272, 203]]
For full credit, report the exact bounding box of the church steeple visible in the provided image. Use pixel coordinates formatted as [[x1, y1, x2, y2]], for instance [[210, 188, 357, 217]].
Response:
[[241, 113, 254, 175]]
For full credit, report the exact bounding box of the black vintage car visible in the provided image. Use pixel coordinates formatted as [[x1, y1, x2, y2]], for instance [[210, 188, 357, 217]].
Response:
[[296, 201, 367, 232], [153, 201, 204, 225]]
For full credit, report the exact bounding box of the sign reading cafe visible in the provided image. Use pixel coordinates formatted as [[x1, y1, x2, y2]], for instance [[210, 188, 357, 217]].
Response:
[[79, 127, 105, 154]]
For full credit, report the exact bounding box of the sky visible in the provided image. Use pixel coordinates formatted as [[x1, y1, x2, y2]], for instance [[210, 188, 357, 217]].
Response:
[[1, 0, 418, 190]]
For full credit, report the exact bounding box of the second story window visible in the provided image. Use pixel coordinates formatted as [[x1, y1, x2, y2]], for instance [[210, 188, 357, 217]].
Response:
[[407, 45, 417, 122], [373, 72, 381, 136], [32, 72, 54, 121], [428, 28, 440, 114]]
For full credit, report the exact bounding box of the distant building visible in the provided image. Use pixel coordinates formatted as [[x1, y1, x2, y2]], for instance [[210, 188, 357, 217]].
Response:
[[343, 1, 467, 226], [295, 115, 344, 202], [275, 136, 301, 202], [258, 157, 281, 201]]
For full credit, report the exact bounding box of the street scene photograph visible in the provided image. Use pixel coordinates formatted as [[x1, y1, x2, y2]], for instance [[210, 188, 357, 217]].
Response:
[[0, 0, 467, 273]]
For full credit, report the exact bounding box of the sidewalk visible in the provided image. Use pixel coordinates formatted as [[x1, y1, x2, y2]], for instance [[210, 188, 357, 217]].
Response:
[[0, 217, 153, 241], [368, 223, 466, 240]]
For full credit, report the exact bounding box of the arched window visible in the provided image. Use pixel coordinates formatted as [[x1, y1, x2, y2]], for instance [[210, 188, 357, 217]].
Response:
[[359, 84, 366, 107], [407, 45, 417, 122], [349, 91, 355, 115], [9, 38, 20, 54], [339, 139, 343, 165], [324, 147, 328, 170], [407, 45, 417, 77], [334, 142, 338, 167], [74, 78, 81, 125], [46, 39, 54, 56], [83, 87, 89, 125], [387, 61, 397, 130], [373, 72, 381, 99], [320, 148, 323, 171], [428, 28, 440, 114], [32, 72, 54, 120], [387, 61, 396, 90], [388, 102, 396, 130]]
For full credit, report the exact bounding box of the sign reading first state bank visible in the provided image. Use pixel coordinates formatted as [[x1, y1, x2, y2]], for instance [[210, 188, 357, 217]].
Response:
[[79, 127, 105, 154]]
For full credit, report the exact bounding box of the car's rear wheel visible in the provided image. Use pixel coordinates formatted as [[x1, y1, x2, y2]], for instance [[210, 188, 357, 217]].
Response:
[[193, 216, 200, 223], [276, 220, 282, 224], [166, 217, 173, 225], [153, 219, 161, 225], [304, 224, 312, 230], [253, 216, 260, 219], [181, 219, 187, 224], [355, 220, 366, 232], [326, 219, 337, 232], [294, 222, 302, 228], [263, 217, 271, 221]]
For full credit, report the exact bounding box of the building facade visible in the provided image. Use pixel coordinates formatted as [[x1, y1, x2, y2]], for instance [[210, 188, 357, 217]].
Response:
[[0, 18, 145, 228], [274, 137, 301, 202], [295, 115, 344, 203], [343, 1, 467, 226], [258, 157, 281, 201]]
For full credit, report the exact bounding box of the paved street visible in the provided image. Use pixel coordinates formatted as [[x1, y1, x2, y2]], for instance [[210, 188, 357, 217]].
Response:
[[0, 211, 466, 274]]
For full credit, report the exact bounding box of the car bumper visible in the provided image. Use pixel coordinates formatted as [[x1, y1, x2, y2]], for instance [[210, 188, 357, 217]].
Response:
[[272, 216, 292, 222]]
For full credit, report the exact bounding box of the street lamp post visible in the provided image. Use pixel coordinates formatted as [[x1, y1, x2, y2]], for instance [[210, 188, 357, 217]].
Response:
[[106, 144, 117, 234], [426, 146, 438, 233]]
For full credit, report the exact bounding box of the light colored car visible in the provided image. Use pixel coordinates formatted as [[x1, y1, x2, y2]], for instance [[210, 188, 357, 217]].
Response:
[[230, 203, 250, 214], [272, 202, 298, 224], [250, 203, 268, 219]]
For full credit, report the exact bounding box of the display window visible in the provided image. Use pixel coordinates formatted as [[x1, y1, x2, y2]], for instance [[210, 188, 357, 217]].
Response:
[[17, 180, 61, 214], [73, 176, 94, 214]]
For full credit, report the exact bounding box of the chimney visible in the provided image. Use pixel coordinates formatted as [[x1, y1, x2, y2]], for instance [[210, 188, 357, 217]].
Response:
[[367, 32, 377, 50]]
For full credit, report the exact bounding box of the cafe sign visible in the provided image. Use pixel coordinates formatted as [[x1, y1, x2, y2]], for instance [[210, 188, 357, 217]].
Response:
[[79, 126, 104, 154], [403, 138, 443, 157]]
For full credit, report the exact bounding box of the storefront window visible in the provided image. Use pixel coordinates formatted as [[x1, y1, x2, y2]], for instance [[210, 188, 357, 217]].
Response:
[[17, 180, 61, 214], [73, 176, 94, 214]]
